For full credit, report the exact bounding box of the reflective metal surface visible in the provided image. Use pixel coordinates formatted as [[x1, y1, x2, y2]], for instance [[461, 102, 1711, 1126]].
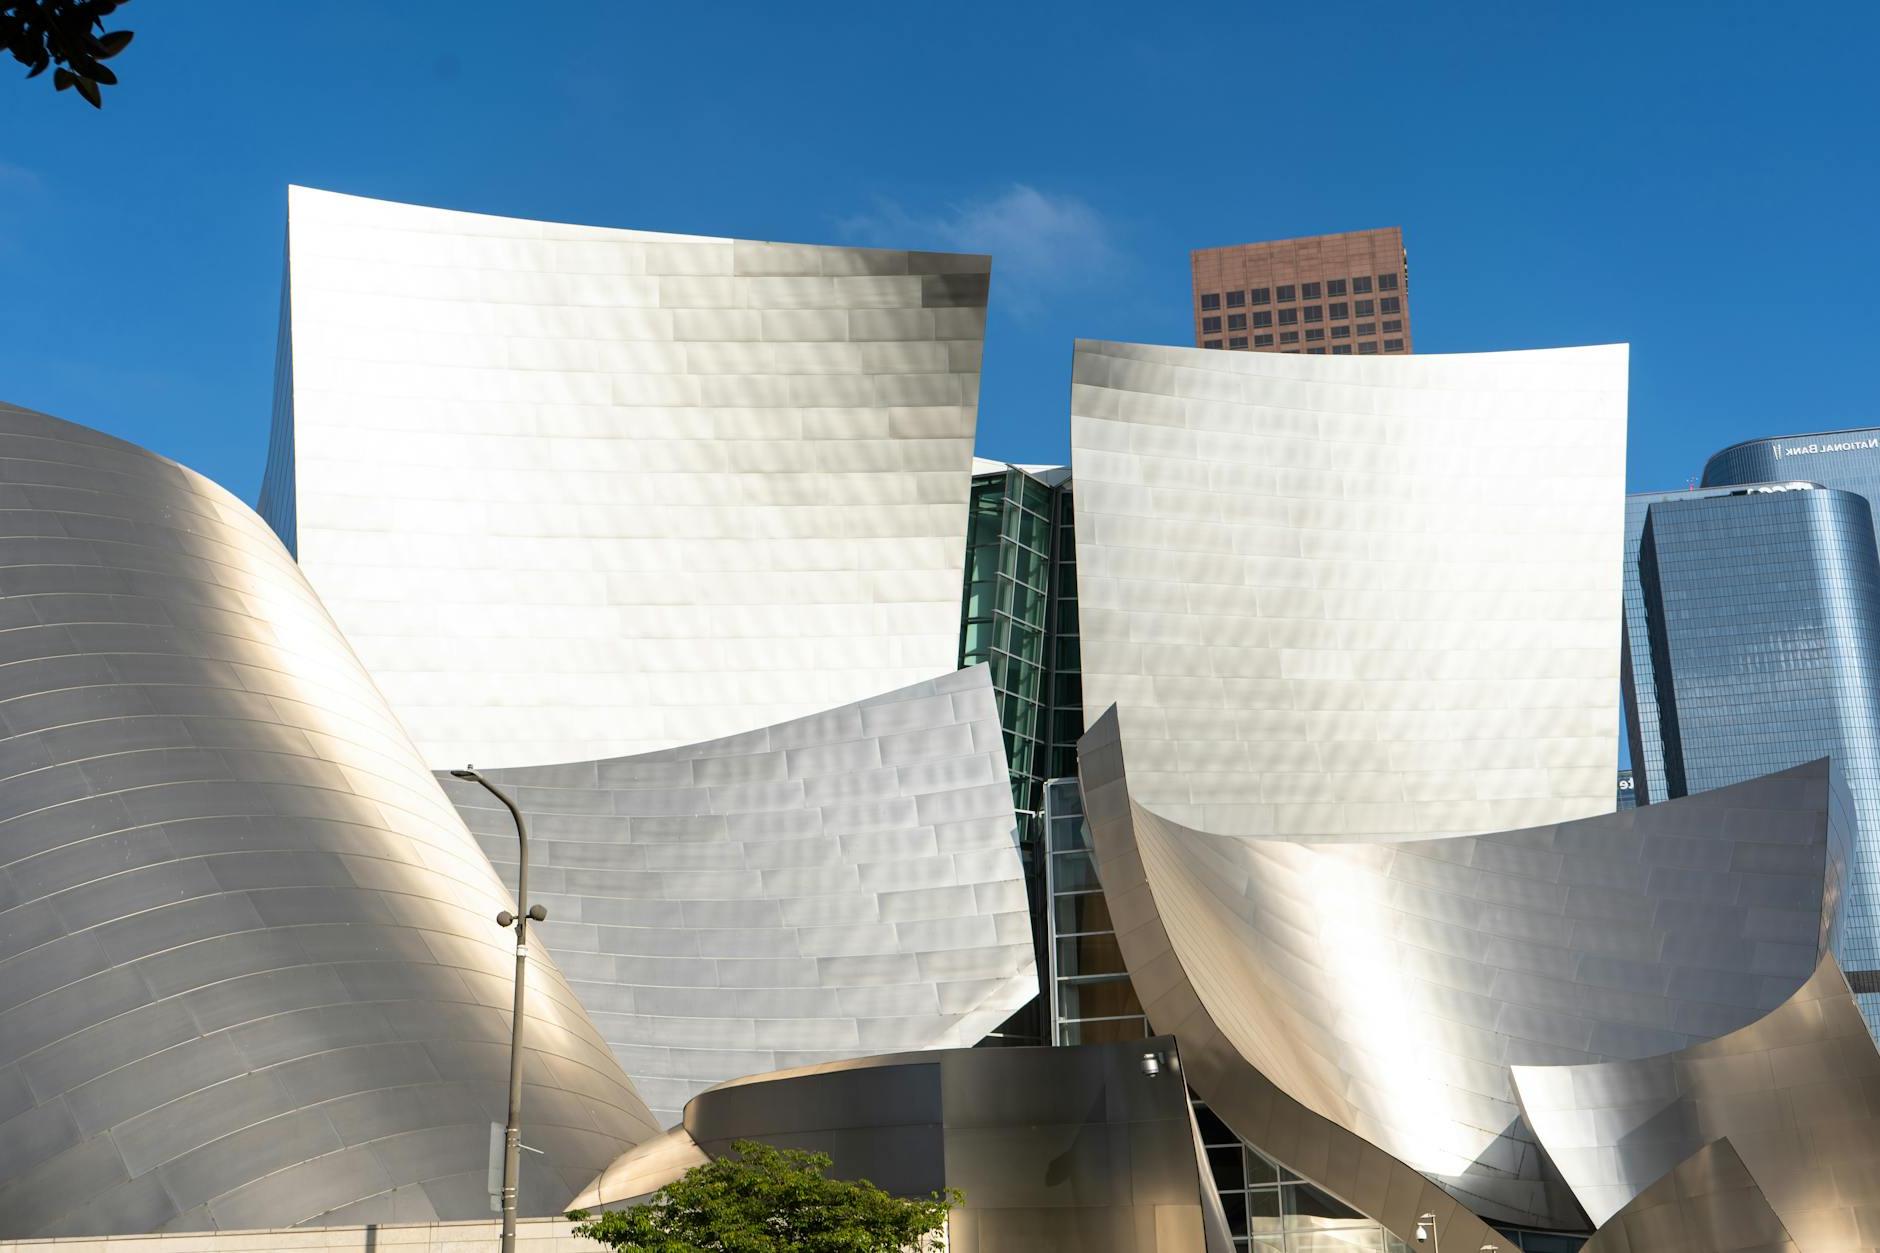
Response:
[[439, 666, 1036, 1126], [0, 402, 660, 1235], [265, 185, 990, 768], [1077, 707, 1832, 1232], [577, 1037, 1229, 1253], [1069, 339, 1629, 839], [1514, 953, 1880, 1249], [1578, 1139, 1798, 1253]]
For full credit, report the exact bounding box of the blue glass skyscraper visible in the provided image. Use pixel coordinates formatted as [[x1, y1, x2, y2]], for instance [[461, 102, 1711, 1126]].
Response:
[[1622, 481, 1880, 1023], [1704, 426, 1880, 505]]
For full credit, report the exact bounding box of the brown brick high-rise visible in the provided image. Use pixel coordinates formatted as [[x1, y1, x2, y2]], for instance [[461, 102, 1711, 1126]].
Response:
[[1191, 227, 1412, 356]]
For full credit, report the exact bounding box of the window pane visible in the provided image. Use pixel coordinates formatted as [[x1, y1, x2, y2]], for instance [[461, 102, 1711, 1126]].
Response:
[[1050, 850, 1101, 891], [1055, 933, 1128, 978], [1054, 977, 1143, 1022]]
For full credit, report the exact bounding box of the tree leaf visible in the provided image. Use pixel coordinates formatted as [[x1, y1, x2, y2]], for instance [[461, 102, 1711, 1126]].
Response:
[[53, 67, 75, 90], [97, 29, 133, 58], [74, 75, 102, 107]]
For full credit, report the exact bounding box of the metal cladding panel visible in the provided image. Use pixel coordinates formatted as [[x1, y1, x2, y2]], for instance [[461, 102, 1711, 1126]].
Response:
[[1076, 708, 1832, 1233], [1514, 954, 1880, 1249], [1070, 338, 1628, 839], [439, 666, 1036, 1128], [1578, 1139, 1799, 1253], [575, 1038, 1224, 1253], [0, 401, 659, 1236], [270, 185, 989, 768]]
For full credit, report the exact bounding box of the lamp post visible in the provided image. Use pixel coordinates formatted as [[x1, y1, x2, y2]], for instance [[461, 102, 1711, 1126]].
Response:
[[1415, 1212, 1440, 1253], [451, 768, 546, 1253]]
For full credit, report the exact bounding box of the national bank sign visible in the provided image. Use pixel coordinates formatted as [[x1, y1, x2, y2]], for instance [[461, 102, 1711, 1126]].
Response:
[[1772, 436, 1880, 459]]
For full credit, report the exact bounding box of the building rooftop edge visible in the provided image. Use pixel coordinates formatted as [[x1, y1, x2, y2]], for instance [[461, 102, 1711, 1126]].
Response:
[[1703, 425, 1880, 467]]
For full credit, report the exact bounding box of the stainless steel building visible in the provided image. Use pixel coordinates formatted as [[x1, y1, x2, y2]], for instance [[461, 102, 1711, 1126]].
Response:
[[262, 186, 991, 770], [438, 666, 1037, 1127], [0, 401, 660, 1236]]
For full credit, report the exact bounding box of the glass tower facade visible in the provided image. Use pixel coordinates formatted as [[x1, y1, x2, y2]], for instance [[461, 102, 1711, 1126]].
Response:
[[1703, 426, 1880, 528], [1625, 483, 1880, 1024], [959, 463, 1082, 1045], [959, 464, 1081, 828]]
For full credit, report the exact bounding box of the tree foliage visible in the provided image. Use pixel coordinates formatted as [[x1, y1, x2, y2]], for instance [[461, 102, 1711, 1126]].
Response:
[[3, 0, 133, 108], [568, 1139, 960, 1253]]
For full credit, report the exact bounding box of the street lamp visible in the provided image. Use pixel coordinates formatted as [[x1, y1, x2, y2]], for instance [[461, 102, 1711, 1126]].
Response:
[[1415, 1212, 1440, 1253], [451, 768, 547, 1253]]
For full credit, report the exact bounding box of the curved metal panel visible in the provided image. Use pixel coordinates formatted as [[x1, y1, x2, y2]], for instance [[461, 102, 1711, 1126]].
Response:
[[439, 666, 1036, 1127], [1579, 1139, 1798, 1253], [576, 1038, 1226, 1253], [0, 401, 660, 1236], [1078, 707, 1831, 1231], [269, 185, 990, 768], [1513, 954, 1880, 1248], [1070, 338, 1628, 838]]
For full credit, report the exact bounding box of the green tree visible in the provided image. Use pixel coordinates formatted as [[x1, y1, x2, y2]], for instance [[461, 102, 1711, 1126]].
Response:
[[3, 0, 134, 108], [568, 1138, 960, 1253]]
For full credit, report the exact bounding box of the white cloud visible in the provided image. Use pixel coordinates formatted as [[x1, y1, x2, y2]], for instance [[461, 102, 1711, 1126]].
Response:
[[840, 185, 1119, 316], [0, 159, 41, 193]]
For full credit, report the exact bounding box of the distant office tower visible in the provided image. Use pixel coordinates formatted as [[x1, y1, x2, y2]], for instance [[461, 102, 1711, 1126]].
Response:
[[1190, 227, 1410, 356], [1616, 768, 1636, 811], [1704, 426, 1880, 544], [1622, 482, 1880, 1021]]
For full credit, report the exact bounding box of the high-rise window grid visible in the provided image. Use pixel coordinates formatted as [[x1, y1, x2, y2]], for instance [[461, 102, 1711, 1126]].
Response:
[[959, 470, 1055, 822]]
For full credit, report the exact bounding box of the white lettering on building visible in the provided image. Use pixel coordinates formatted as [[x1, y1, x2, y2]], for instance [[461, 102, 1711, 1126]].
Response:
[[1771, 436, 1879, 459]]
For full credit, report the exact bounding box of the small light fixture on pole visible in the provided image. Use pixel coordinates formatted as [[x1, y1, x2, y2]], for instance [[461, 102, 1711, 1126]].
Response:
[[1415, 1212, 1440, 1253], [451, 768, 547, 1253]]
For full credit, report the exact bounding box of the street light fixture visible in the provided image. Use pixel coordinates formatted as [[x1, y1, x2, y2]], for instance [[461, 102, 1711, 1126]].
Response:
[[451, 768, 547, 1253], [1415, 1212, 1439, 1253]]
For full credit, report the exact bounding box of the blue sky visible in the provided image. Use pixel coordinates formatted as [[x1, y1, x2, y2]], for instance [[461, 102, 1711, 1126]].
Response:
[[1, 1, 1875, 503]]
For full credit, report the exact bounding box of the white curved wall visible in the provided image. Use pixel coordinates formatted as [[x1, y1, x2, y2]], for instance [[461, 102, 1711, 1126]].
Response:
[[439, 666, 1036, 1128], [1070, 340, 1628, 838], [267, 186, 989, 768]]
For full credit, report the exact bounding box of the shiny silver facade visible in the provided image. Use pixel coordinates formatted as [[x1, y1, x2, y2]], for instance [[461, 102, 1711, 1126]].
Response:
[[576, 1038, 1232, 1253], [1577, 1140, 1798, 1253], [0, 402, 659, 1235], [439, 666, 1036, 1127], [264, 186, 989, 769], [1513, 953, 1880, 1249], [1077, 708, 1833, 1233], [1070, 339, 1628, 838]]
